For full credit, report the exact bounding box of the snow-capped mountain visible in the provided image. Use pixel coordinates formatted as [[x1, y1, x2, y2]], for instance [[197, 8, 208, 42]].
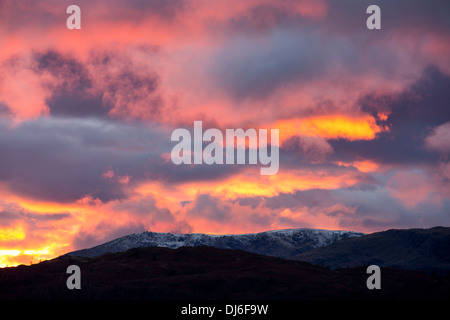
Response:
[[67, 228, 364, 259]]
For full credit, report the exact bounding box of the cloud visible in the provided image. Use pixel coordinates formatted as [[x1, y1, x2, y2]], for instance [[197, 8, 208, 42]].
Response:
[[87, 47, 164, 121], [387, 170, 440, 209], [71, 222, 148, 250], [2, 48, 166, 122], [212, 29, 338, 100], [264, 189, 333, 210], [331, 66, 450, 166], [0, 55, 52, 120], [425, 121, 450, 154], [0, 117, 171, 202], [110, 195, 175, 222], [186, 194, 231, 222]]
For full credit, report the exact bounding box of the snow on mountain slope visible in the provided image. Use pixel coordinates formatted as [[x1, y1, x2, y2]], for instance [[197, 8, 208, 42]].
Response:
[[67, 228, 365, 259]]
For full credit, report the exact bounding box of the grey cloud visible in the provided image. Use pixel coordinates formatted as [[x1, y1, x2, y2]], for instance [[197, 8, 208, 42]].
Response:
[[23, 212, 72, 221], [111, 196, 174, 222], [213, 29, 342, 99], [187, 194, 231, 221], [211, 0, 450, 103], [222, 3, 314, 34], [211, 25, 405, 102], [0, 0, 186, 32], [235, 196, 263, 209], [0, 118, 169, 203], [31, 49, 162, 120], [325, 0, 450, 34]]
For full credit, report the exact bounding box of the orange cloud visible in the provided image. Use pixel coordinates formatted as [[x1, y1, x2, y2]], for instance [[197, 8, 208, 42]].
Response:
[[274, 115, 384, 144], [136, 165, 365, 201], [0, 226, 25, 242], [334, 160, 380, 173]]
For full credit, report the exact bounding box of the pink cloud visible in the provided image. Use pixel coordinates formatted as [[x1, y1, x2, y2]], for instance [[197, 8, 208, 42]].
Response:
[[425, 122, 450, 154], [387, 171, 440, 209], [0, 56, 53, 120]]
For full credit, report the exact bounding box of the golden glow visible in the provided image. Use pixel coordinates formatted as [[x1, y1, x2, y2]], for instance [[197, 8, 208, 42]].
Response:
[[0, 226, 25, 241], [0, 247, 56, 268], [17, 200, 80, 214], [137, 166, 364, 201], [24, 247, 50, 255], [275, 115, 384, 143], [0, 250, 21, 257], [0, 250, 24, 268]]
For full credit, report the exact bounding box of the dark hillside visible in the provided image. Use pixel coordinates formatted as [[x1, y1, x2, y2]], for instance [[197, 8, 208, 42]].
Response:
[[0, 246, 449, 300]]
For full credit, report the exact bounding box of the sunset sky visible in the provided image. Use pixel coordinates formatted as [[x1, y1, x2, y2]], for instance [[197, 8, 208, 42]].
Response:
[[1, 0, 450, 266]]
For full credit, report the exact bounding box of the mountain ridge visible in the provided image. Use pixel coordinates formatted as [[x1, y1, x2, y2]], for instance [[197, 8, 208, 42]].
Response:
[[294, 226, 450, 274], [66, 227, 365, 259]]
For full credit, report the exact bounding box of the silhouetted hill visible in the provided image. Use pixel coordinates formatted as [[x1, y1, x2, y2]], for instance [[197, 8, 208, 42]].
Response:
[[0, 246, 449, 300], [294, 226, 450, 274]]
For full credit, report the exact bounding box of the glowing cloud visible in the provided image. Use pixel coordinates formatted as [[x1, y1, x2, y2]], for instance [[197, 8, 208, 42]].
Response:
[[275, 115, 384, 144]]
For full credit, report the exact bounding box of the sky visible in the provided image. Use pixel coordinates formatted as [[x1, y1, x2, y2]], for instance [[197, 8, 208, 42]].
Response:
[[0, 0, 450, 266]]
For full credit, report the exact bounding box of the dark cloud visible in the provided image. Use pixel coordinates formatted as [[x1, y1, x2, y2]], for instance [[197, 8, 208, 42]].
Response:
[[364, 66, 450, 127], [30, 49, 163, 120], [0, 1, 63, 32], [248, 212, 273, 227], [0, 0, 186, 32], [187, 194, 231, 221], [281, 135, 333, 163], [264, 189, 334, 210], [223, 3, 313, 34], [323, 0, 450, 35], [211, 0, 450, 103], [23, 212, 72, 221], [234, 196, 263, 209], [211, 25, 397, 102], [33, 51, 112, 119], [331, 66, 450, 165], [0, 118, 168, 203], [0, 103, 12, 117], [35, 51, 92, 91], [211, 0, 450, 41], [109, 0, 187, 20], [213, 29, 341, 100], [48, 93, 111, 118], [111, 196, 174, 222]]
